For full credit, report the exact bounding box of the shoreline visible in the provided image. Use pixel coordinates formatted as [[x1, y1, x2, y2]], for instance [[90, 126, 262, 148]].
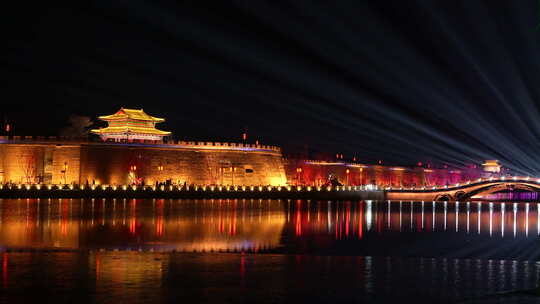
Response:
[[0, 184, 384, 200]]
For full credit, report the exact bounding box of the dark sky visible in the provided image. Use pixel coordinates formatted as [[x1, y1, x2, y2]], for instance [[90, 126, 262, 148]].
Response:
[[4, 1, 540, 174]]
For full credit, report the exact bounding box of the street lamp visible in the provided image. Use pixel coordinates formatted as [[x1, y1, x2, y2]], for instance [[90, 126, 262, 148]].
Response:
[[218, 167, 223, 185], [296, 167, 303, 186], [157, 164, 164, 185], [129, 165, 137, 184], [346, 169, 350, 186], [61, 162, 68, 184], [231, 166, 237, 185]]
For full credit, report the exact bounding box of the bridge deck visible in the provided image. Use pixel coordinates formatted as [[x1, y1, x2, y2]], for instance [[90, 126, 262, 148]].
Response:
[[386, 177, 540, 201]]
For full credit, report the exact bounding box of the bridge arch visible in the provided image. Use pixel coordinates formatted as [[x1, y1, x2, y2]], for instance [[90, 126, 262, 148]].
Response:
[[435, 194, 453, 201], [455, 182, 540, 201], [454, 191, 467, 201]]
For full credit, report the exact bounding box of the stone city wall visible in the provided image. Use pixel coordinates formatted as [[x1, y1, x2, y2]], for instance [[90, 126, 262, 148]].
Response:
[[286, 159, 483, 187], [0, 136, 485, 188], [0, 137, 286, 186]]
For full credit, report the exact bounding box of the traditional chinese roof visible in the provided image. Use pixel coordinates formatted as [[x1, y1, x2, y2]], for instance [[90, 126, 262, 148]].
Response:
[[91, 126, 171, 136], [482, 160, 500, 167], [98, 108, 165, 122], [91, 107, 171, 137]]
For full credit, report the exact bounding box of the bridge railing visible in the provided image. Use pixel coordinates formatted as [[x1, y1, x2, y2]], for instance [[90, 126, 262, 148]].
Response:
[[385, 176, 539, 192]]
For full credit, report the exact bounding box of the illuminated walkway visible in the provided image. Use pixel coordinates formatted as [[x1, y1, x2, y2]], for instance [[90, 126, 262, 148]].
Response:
[[0, 184, 384, 200], [2, 177, 540, 201]]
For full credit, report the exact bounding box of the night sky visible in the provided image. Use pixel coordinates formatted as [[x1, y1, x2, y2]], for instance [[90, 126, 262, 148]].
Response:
[[4, 1, 540, 174]]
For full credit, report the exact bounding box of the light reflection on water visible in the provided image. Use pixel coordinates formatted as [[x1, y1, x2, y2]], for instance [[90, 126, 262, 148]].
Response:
[[2, 199, 540, 303], [0, 198, 287, 252], [1, 199, 540, 252], [1, 252, 540, 303]]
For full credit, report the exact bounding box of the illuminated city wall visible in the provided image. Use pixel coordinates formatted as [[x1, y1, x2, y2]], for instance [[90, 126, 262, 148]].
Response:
[[79, 144, 286, 186], [0, 138, 287, 186], [0, 143, 81, 184], [286, 160, 483, 187], [0, 137, 485, 187]]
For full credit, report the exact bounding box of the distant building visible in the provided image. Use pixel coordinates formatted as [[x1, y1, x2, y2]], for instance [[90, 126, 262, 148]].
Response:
[[91, 108, 171, 142], [482, 160, 501, 174]]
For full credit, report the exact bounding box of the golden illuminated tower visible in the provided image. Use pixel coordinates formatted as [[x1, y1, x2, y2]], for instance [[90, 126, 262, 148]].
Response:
[[482, 160, 501, 174], [91, 108, 171, 142]]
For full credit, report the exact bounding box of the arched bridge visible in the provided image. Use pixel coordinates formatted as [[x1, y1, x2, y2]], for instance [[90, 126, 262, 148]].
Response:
[[386, 177, 540, 201]]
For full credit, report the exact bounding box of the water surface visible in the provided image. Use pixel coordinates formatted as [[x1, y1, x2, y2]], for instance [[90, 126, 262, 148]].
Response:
[[1, 199, 540, 303]]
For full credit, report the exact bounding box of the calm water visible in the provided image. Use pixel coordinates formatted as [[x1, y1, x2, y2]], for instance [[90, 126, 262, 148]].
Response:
[[2, 198, 540, 303]]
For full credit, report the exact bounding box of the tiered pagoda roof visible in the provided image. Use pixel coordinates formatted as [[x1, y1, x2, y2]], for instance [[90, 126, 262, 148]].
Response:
[[98, 108, 166, 122], [91, 108, 171, 141]]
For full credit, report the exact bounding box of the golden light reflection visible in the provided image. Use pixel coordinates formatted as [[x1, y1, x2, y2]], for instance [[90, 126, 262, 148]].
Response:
[[0, 199, 286, 251], [91, 251, 166, 299], [1, 199, 538, 254]]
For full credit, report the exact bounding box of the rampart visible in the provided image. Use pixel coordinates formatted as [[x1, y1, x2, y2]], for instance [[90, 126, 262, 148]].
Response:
[[286, 159, 483, 187], [0, 136, 487, 190], [0, 136, 286, 186]]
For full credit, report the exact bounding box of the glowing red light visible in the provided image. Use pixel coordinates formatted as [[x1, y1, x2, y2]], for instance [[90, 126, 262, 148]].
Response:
[[2, 252, 7, 288], [240, 255, 246, 278]]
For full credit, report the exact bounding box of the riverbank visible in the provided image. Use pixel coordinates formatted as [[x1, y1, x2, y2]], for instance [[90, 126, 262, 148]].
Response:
[[0, 184, 384, 200]]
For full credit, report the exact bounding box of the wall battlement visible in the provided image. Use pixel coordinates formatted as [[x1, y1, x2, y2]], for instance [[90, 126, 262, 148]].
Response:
[[0, 136, 281, 153]]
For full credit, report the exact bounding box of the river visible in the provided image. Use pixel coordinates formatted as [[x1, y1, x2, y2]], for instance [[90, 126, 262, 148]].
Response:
[[1, 198, 540, 303]]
